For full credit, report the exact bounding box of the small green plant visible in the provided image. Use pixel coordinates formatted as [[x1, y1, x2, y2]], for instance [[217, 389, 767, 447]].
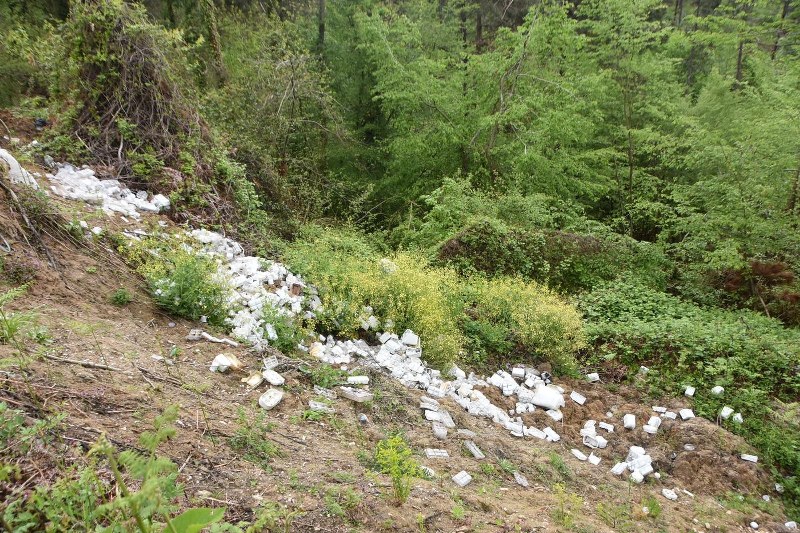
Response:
[[308, 364, 347, 389], [86, 266, 98, 274], [110, 288, 133, 306], [641, 494, 661, 520], [228, 409, 280, 472], [323, 486, 362, 523], [597, 501, 633, 531], [551, 483, 583, 529], [450, 500, 466, 520], [498, 458, 516, 474], [549, 452, 570, 479], [0, 285, 36, 348], [374, 435, 420, 505]]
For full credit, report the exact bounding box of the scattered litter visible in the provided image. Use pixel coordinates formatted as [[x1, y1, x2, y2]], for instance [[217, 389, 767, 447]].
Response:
[[598, 421, 614, 432], [583, 435, 608, 449], [308, 400, 334, 413], [463, 440, 485, 459], [611, 462, 627, 475], [720, 406, 734, 419], [546, 409, 563, 422], [186, 329, 203, 341], [684, 444, 696, 451], [662, 411, 677, 420], [200, 331, 239, 347], [684, 385, 695, 397], [630, 471, 644, 483], [242, 372, 264, 388], [419, 466, 435, 478], [0, 149, 38, 189], [452, 471, 472, 487], [571, 449, 588, 461], [358, 413, 369, 425], [711, 385, 724, 395], [588, 453, 601, 466], [313, 386, 337, 400], [750, 521, 758, 530], [732, 412, 743, 423], [339, 387, 373, 403], [679, 408, 695, 420], [785, 521, 797, 530], [586, 372, 600, 383], [209, 354, 242, 373], [432, 422, 448, 440], [262, 369, 285, 386], [570, 391, 586, 405], [346, 375, 369, 385], [740, 454, 758, 463], [258, 389, 283, 410], [514, 471, 529, 487], [682, 489, 694, 498], [543, 427, 560, 442], [457, 429, 477, 439], [425, 448, 449, 459], [623, 414, 636, 429], [662, 488, 678, 501]]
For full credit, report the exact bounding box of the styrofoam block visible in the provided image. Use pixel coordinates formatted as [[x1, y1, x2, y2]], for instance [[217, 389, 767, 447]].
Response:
[[571, 449, 588, 461], [570, 391, 587, 405], [623, 414, 636, 429], [611, 462, 627, 475], [679, 409, 695, 420]]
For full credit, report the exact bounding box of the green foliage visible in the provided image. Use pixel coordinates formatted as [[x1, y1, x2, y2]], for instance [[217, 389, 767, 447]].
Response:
[[110, 288, 133, 306], [0, 285, 37, 347], [374, 435, 420, 505], [641, 494, 661, 520], [228, 409, 280, 472], [306, 365, 347, 389], [551, 483, 583, 529], [286, 226, 584, 371], [596, 501, 633, 531], [127, 237, 230, 327], [580, 280, 800, 510]]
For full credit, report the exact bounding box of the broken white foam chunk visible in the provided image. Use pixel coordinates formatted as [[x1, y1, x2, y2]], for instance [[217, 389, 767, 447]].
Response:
[[588, 453, 601, 466], [643, 425, 658, 434], [586, 372, 600, 383], [740, 454, 758, 463], [571, 449, 588, 461], [732, 412, 743, 423], [662, 488, 678, 501], [720, 406, 734, 419], [630, 470, 644, 483], [425, 448, 449, 459], [598, 421, 614, 432], [711, 385, 724, 395], [679, 408, 695, 420], [511, 367, 525, 379], [452, 471, 472, 487], [546, 409, 563, 422], [347, 375, 369, 385], [611, 462, 627, 475], [570, 391, 587, 405], [261, 369, 285, 386], [258, 389, 284, 410], [682, 489, 694, 498], [684, 385, 695, 397], [626, 446, 645, 462], [583, 435, 608, 449], [543, 427, 560, 442], [785, 521, 797, 530], [662, 411, 677, 420], [637, 463, 654, 477], [623, 414, 636, 429], [652, 406, 667, 413], [647, 416, 662, 429]]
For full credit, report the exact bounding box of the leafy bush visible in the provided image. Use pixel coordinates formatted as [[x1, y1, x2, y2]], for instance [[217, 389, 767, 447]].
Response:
[[131, 242, 231, 326], [109, 288, 132, 306], [0, 285, 37, 347], [580, 280, 800, 511], [286, 226, 585, 371], [374, 435, 420, 505]]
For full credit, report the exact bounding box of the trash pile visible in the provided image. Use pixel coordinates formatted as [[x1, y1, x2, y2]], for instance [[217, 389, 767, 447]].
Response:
[[47, 164, 169, 218], [41, 159, 775, 508]]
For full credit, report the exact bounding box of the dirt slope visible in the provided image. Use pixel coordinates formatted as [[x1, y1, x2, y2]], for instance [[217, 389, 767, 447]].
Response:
[[0, 135, 793, 532]]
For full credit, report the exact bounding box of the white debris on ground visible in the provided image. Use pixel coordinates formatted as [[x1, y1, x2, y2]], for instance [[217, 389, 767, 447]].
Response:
[[41, 158, 775, 498], [0, 148, 39, 189], [47, 163, 169, 218]]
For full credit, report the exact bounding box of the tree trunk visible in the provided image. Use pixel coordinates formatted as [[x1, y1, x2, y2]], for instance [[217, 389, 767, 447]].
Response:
[[674, 0, 684, 25], [203, 0, 228, 85], [771, 0, 790, 60], [460, 3, 469, 174], [476, 10, 483, 52], [317, 0, 326, 54], [733, 40, 744, 90]]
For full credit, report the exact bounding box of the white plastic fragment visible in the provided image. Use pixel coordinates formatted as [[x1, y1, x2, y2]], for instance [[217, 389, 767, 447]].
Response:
[[630, 471, 644, 483], [242, 372, 264, 388], [732, 412, 743, 423], [200, 331, 239, 347], [513, 471, 529, 487], [258, 389, 284, 410], [662, 411, 677, 420], [785, 521, 797, 530], [643, 425, 658, 434], [432, 422, 448, 440], [339, 386, 374, 403], [309, 400, 334, 413], [611, 462, 627, 475], [583, 435, 608, 449], [570, 391, 586, 405], [512, 367, 526, 379], [662, 488, 678, 501], [262, 369, 285, 386], [720, 406, 734, 419], [463, 440, 485, 459], [530, 386, 565, 410], [588, 453, 601, 466], [209, 354, 241, 373], [652, 406, 667, 413], [623, 414, 636, 429], [0, 149, 38, 189], [740, 454, 758, 463], [543, 427, 560, 442], [711, 385, 725, 395], [679, 408, 695, 420], [347, 375, 369, 385], [647, 416, 662, 429], [750, 522, 758, 530], [546, 409, 563, 422], [586, 372, 600, 383], [598, 421, 614, 432], [400, 329, 420, 347], [452, 470, 472, 487], [571, 449, 588, 461], [684, 385, 695, 397], [425, 448, 449, 459]]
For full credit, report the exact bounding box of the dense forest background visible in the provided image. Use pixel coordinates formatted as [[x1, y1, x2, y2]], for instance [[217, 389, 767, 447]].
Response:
[[1, 0, 799, 512]]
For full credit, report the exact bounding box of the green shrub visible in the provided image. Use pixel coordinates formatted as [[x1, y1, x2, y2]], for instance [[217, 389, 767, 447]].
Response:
[[374, 435, 420, 506], [132, 243, 231, 326], [109, 288, 132, 306], [580, 280, 800, 512]]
